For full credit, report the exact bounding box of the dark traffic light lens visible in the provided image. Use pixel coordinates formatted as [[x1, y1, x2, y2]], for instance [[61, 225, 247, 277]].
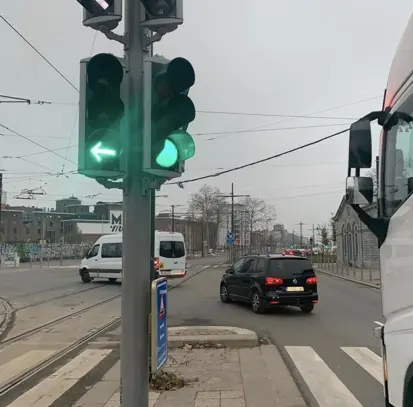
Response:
[[166, 57, 195, 94]]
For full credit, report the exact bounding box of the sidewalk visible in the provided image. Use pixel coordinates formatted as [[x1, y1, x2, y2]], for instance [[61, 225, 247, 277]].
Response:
[[72, 344, 305, 407], [314, 262, 381, 286]]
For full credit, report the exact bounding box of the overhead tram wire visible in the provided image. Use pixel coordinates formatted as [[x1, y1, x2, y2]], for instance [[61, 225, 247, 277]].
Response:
[[0, 14, 78, 92], [167, 128, 349, 187]]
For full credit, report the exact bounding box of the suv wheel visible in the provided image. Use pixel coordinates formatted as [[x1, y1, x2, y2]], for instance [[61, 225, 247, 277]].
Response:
[[251, 291, 264, 313], [220, 284, 231, 303], [300, 304, 314, 313]]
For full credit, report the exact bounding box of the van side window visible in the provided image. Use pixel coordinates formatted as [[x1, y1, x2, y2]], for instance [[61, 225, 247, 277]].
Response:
[[87, 244, 99, 258], [101, 243, 122, 258]]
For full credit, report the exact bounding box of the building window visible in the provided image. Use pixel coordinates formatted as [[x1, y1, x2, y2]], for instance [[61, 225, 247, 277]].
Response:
[[353, 223, 359, 261], [37, 228, 41, 235], [26, 227, 29, 234], [49, 222, 53, 227], [13, 228, 17, 235], [342, 224, 346, 261]]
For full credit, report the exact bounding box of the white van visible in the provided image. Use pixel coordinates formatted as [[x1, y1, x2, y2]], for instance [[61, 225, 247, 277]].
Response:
[[79, 231, 187, 283]]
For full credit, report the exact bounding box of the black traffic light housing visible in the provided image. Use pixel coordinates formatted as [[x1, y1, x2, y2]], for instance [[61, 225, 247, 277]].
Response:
[[143, 56, 196, 179], [78, 53, 125, 179], [77, 0, 114, 14]]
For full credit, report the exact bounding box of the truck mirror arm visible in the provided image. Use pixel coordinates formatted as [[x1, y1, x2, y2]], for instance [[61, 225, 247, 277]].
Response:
[[350, 204, 389, 247]]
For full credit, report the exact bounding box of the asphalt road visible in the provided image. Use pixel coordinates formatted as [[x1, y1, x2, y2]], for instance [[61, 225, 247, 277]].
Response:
[[168, 265, 384, 407], [0, 253, 226, 309]]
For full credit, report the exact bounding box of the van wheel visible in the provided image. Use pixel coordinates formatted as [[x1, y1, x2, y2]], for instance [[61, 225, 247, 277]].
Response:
[[108, 278, 117, 283], [81, 271, 92, 283], [300, 304, 314, 313]]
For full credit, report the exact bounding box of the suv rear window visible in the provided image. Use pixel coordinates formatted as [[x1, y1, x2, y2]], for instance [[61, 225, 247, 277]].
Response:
[[269, 258, 313, 276], [159, 241, 185, 258]]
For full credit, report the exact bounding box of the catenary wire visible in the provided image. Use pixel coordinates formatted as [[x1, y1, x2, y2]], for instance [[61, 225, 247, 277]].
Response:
[[0, 14, 78, 92], [167, 128, 349, 186]]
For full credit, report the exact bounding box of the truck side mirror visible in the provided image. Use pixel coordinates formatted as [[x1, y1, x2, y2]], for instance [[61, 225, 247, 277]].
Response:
[[348, 120, 372, 170], [346, 176, 374, 205]]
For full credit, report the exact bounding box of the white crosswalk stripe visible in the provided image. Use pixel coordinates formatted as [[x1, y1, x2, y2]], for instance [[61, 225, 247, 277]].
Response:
[[4, 349, 112, 407], [341, 347, 384, 385], [285, 345, 383, 407], [0, 344, 384, 407]]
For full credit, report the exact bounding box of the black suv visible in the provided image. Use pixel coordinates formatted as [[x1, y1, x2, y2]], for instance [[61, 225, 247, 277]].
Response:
[[220, 254, 318, 313]]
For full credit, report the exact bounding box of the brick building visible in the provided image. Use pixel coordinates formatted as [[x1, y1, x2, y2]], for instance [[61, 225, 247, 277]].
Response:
[[332, 196, 379, 269]]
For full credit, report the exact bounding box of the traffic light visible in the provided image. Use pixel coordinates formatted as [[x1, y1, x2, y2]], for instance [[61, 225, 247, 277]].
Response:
[[78, 53, 125, 179], [78, 0, 122, 31], [77, 0, 114, 14], [141, 0, 183, 31], [143, 55, 196, 179]]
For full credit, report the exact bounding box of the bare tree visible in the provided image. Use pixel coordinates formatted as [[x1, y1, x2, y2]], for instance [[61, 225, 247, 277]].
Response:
[[188, 184, 225, 249], [240, 197, 276, 249], [317, 223, 329, 247], [65, 227, 83, 244]]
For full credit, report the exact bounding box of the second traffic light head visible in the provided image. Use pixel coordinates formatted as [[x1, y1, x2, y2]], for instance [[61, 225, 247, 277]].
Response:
[[77, 0, 114, 14], [87, 53, 125, 129]]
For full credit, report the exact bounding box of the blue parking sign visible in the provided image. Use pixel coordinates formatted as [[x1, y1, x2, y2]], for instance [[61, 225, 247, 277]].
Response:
[[151, 278, 168, 372]]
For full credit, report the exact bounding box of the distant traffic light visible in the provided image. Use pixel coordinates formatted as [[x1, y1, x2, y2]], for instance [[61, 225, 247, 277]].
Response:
[[77, 0, 114, 14], [78, 53, 125, 179], [143, 56, 196, 179]]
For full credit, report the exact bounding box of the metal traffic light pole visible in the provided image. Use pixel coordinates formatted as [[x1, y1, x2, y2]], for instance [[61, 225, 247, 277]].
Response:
[[121, 0, 151, 406]]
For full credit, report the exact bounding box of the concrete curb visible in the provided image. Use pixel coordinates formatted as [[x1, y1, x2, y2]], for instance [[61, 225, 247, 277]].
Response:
[[0, 297, 13, 337], [314, 267, 380, 289], [168, 325, 259, 348]]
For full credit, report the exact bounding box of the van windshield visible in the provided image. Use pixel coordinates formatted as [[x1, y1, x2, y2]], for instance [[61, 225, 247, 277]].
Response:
[[160, 241, 185, 258]]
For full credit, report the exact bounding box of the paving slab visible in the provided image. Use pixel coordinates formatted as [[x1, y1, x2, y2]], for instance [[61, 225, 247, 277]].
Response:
[[168, 326, 259, 348], [70, 344, 305, 406]]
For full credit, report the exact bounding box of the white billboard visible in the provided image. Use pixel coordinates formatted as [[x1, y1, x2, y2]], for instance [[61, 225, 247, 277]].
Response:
[[110, 210, 123, 233]]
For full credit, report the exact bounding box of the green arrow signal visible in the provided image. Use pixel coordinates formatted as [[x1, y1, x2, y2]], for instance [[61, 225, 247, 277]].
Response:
[[91, 142, 116, 162]]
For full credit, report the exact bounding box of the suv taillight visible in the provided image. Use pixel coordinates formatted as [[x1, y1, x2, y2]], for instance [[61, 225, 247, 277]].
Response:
[[306, 276, 317, 285], [154, 257, 160, 270], [265, 277, 283, 286]]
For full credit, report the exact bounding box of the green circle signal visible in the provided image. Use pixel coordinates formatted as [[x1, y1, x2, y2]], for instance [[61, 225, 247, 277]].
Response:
[[156, 140, 179, 168]]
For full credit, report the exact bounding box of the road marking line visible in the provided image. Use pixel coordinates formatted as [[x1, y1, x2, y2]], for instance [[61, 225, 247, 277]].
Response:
[[213, 265, 218, 268], [6, 349, 112, 407], [0, 350, 56, 388], [285, 346, 363, 407], [341, 347, 383, 384], [202, 265, 210, 269], [196, 265, 203, 269]]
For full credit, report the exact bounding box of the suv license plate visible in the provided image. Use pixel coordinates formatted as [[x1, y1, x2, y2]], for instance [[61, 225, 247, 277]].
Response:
[[287, 287, 304, 292]]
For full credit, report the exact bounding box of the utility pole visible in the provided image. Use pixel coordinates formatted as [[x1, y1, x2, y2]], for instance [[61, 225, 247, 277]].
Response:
[[0, 173, 3, 243], [170, 204, 183, 232], [219, 183, 249, 261], [299, 221, 303, 247], [171, 205, 175, 232], [292, 230, 295, 247], [121, 1, 151, 406]]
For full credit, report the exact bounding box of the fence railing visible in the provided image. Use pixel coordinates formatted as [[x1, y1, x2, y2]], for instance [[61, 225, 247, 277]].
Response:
[[0, 243, 91, 269], [312, 254, 380, 285]]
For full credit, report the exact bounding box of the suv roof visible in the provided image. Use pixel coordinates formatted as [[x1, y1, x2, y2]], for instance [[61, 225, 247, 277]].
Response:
[[243, 254, 304, 259]]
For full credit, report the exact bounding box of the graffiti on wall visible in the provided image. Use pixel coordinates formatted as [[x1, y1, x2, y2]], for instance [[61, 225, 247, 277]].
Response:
[[0, 243, 91, 262]]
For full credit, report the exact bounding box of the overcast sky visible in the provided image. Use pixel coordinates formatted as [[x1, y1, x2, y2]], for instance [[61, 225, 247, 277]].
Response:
[[0, 0, 411, 236]]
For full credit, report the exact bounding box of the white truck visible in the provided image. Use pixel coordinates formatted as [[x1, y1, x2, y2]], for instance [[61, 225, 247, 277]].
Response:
[[345, 12, 413, 407]]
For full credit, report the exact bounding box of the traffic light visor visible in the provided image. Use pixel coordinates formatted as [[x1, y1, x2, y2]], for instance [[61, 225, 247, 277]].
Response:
[[168, 130, 195, 161], [166, 57, 195, 94], [87, 53, 124, 89]]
